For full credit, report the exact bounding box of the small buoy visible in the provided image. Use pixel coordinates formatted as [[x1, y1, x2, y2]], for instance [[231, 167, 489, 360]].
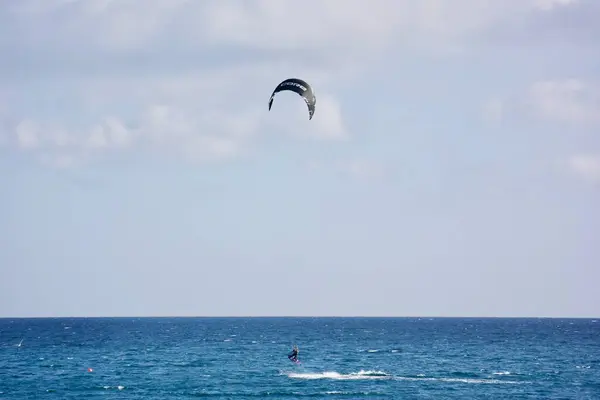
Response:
[[88, 368, 93, 372]]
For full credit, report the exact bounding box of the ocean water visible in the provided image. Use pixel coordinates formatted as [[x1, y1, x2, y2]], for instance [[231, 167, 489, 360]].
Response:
[[1, 317, 598, 399]]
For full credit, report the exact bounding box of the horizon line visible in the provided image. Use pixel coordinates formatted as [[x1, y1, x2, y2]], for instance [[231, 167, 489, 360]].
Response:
[[1, 315, 598, 320]]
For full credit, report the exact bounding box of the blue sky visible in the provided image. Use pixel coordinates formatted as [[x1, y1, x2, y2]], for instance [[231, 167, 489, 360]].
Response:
[[1, 0, 599, 318]]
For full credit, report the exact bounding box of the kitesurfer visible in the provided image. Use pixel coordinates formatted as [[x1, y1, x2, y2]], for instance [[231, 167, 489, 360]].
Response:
[[288, 345, 299, 362]]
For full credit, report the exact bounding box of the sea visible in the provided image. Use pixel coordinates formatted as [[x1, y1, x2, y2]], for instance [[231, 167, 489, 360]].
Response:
[[1, 317, 598, 399]]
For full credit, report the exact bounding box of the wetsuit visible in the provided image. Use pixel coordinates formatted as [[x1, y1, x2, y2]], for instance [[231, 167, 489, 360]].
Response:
[[288, 348, 298, 362]]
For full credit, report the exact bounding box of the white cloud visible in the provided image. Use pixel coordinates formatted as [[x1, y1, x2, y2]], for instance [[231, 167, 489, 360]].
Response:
[[266, 92, 348, 141], [136, 104, 258, 163], [526, 79, 600, 125], [485, 79, 600, 126], [482, 98, 505, 123], [87, 126, 110, 150], [336, 160, 386, 181], [568, 154, 600, 183], [0, 0, 586, 167], [5, 0, 554, 55], [185, 0, 579, 54], [311, 95, 347, 140], [308, 159, 386, 181], [533, 0, 578, 11], [39, 153, 78, 169], [15, 120, 40, 149], [83, 117, 134, 151], [4, 104, 262, 166]]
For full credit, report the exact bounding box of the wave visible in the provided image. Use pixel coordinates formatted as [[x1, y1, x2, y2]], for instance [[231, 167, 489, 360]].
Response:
[[102, 385, 125, 391], [287, 370, 390, 380], [284, 369, 524, 384], [359, 347, 401, 353], [393, 374, 523, 385]]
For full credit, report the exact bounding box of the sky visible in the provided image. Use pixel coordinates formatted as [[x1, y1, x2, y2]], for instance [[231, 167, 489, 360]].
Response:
[[1, 0, 599, 318]]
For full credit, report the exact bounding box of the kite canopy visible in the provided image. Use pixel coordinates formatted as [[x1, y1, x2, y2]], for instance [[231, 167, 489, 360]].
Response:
[[268, 78, 316, 120]]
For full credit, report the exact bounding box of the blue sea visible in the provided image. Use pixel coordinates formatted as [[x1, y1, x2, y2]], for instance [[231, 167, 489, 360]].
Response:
[[1, 317, 598, 399]]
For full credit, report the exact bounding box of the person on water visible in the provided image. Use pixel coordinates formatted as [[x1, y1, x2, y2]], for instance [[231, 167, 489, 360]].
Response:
[[288, 345, 299, 362]]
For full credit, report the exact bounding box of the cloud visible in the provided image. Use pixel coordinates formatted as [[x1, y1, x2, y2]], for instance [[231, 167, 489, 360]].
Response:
[[336, 160, 386, 181], [0, 0, 587, 168], [482, 98, 505, 123], [308, 159, 386, 181], [136, 104, 259, 163], [533, 0, 578, 11], [568, 154, 600, 183], [526, 79, 600, 125], [5, 104, 262, 166], [266, 92, 348, 142], [15, 120, 40, 149], [484, 79, 600, 126], [1, 62, 350, 166], [4, 0, 565, 55]]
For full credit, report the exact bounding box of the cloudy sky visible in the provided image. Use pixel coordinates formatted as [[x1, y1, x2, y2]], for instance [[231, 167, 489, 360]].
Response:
[[1, 0, 598, 318]]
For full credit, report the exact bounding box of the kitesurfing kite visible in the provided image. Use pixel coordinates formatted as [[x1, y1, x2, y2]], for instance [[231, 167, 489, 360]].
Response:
[[268, 78, 316, 120]]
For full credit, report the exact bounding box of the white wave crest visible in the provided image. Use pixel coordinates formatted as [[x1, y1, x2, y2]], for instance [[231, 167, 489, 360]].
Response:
[[285, 370, 523, 385], [287, 369, 389, 380], [395, 376, 521, 385]]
